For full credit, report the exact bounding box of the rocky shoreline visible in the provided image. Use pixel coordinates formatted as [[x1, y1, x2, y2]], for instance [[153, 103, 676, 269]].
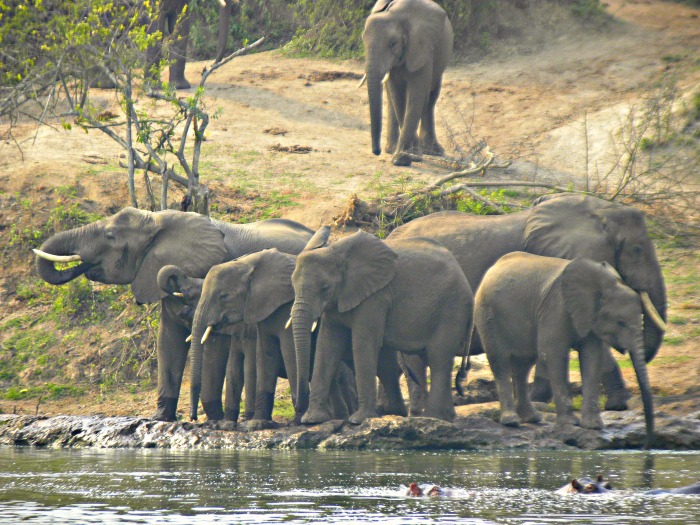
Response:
[[1, 403, 698, 450]]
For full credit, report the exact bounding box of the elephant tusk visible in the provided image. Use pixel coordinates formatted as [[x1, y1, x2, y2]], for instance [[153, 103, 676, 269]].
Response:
[[172, 292, 184, 297], [285, 317, 292, 329], [216, 0, 226, 8], [640, 292, 667, 332], [357, 74, 367, 88], [186, 334, 192, 343], [201, 326, 213, 344], [382, 72, 390, 85], [32, 249, 82, 263], [311, 320, 318, 332]]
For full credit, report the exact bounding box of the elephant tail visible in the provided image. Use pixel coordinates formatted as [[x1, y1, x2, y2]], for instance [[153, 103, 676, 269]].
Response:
[[455, 332, 473, 397]]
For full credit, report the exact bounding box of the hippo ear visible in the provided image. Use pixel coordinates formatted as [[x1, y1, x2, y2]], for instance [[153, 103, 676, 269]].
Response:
[[571, 479, 582, 491], [337, 231, 398, 313], [131, 211, 227, 304], [243, 250, 297, 324]]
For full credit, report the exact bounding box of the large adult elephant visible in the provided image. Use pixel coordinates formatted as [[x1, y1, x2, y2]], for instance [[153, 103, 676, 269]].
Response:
[[33, 207, 313, 421], [147, 0, 238, 89], [363, 0, 453, 166], [387, 194, 667, 410]]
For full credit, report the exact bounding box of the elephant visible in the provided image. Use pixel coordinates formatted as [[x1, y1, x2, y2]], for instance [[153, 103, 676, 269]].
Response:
[[363, 0, 453, 166], [157, 264, 257, 422], [291, 228, 473, 425], [558, 476, 700, 495], [146, 0, 239, 89], [474, 252, 654, 448], [187, 246, 358, 422], [387, 194, 667, 412], [33, 207, 314, 421]]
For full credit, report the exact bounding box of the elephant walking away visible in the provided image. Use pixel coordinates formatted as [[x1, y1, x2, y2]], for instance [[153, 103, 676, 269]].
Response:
[[34, 207, 313, 421], [291, 228, 473, 425], [474, 252, 654, 448], [187, 246, 358, 422], [388, 194, 667, 412], [363, 0, 453, 166]]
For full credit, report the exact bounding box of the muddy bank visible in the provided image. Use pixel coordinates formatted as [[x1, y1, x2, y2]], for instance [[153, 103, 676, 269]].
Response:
[[1, 406, 698, 450]]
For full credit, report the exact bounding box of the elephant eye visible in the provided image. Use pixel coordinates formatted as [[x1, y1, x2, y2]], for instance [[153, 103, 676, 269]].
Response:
[[219, 291, 230, 300], [389, 39, 398, 49], [105, 230, 116, 240], [617, 320, 627, 328]]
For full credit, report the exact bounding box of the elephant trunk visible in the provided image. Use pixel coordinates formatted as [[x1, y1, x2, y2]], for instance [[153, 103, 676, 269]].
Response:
[[291, 299, 314, 417], [629, 342, 655, 449], [34, 227, 92, 284], [189, 300, 211, 421], [367, 68, 384, 156], [641, 282, 667, 363]]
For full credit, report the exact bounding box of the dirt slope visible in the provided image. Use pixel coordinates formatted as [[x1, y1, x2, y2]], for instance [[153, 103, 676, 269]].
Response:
[[0, 0, 698, 419]]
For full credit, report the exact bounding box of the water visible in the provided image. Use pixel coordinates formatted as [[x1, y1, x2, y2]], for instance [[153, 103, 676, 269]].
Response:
[[0, 449, 698, 524]]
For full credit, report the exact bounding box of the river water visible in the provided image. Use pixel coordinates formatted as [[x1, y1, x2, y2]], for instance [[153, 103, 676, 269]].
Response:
[[0, 449, 698, 524]]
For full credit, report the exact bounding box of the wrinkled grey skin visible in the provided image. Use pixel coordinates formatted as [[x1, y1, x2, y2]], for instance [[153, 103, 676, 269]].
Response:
[[157, 265, 256, 422], [388, 194, 666, 412], [291, 229, 473, 425], [363, 0, 453, 166], [34, 207, 313, 421], [474, 252, 654, 448], [188, 248, 358, 422]]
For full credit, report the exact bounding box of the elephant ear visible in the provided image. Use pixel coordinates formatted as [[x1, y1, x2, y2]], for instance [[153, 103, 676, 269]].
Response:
[[403, 1, 448, 72], [131, 211, 227, 304], [337, 231, 398, 313], [525, 195, 615, 262], [561, 258, 610, 339], [371, 0, 393, 13], [303, 226, 331, 252], [243, 249, 297, 324]]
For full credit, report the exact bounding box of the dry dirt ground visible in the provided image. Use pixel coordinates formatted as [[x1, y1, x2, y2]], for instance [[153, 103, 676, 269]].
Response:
[[0, 0, 698, 419]]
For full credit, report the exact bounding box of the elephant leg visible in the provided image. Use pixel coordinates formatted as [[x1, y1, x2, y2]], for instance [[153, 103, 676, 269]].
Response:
[[154, 304, 189, 421], [542, 342, 579, 427], [512, 355, 541, 424], [279, 332, 299, 415], [338, 361, 358, 416], [385, 80, 402, 155], [303, 322, 346, 424], [401, 352, 428, 416], [242, 332, 257, 420], [168, 2, 192, 89], [224, 343, 244, 422], [530, 359, 554, 403], [419, 81, 445, 156], [145, 10, 171, 86], [348, 324, 385, 424], [485, 348, 519, 427], [423, 338, 456, 422], [253, 332, 280, 421], [215, 0, 235, 63], [577, 342, 604, 429], [377, 348, 407, 417], [200, 334, 229, 421], [393, 72, 430, 166], [600, 348, 631, 411]]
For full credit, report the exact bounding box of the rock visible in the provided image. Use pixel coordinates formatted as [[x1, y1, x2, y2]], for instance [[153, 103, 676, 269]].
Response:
[[0, 405, 697, 450]]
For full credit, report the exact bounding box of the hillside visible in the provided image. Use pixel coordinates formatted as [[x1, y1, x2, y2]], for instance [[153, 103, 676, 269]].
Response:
[[0, 0, 698, 421]]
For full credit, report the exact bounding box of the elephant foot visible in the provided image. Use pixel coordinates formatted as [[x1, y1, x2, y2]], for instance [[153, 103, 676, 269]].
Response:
[[604, 392, 631, 411], [349, 408, 379, 425], [392, 152, 413, 166], [172, 77, 192, 90], [224, 408, 240, 423], [152, 397, 179, 422], [555, 413, 580, 427], [529, 378, 553, 403], [202, 401, 225, 421], [301, 406, 333, 425], [240, 419, 279, 432], [420, 141, 445, 156], [581, 413, 604, 430], [519, 410, 543, 424], [424, 404, 456, 422], [500, 412, 521, 427]]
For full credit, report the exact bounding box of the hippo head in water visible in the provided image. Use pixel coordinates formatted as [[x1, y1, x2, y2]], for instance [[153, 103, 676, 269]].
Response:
[[558, 475, 612, 494], [406, 483, 445, 497]]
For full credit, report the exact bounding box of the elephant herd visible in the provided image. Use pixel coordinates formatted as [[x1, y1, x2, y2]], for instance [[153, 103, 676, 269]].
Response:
[[33, 193, 667, 447]]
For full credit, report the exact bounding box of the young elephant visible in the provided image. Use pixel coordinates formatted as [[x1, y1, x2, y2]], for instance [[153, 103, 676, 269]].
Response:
[[291, 229, 474, 425], [157, 265, 257, 422], [188, 248, 358, 422], [474, 252, 654, 447]]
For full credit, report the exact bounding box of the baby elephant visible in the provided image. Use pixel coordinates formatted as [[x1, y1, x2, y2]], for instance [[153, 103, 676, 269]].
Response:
[[474, 252, 654, 447]]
